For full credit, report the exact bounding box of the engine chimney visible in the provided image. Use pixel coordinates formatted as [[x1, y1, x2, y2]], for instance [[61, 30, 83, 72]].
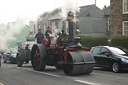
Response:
[[67, 11, 74, 43]]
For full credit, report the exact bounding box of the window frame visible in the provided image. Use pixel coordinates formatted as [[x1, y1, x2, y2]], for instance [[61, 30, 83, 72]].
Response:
[[43, 24, 45, 34], [123, 0, 128, 14], [108, 18, 110, 31], [66, 21, 69, 34], [122, 21, 128, 35], [52, 22, 55, 33], [58, 21, 62, 31]]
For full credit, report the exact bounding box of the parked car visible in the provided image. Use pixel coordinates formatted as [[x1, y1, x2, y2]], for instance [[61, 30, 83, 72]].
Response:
[[3, 48, 18, 64], [90, 46, 128, 73]]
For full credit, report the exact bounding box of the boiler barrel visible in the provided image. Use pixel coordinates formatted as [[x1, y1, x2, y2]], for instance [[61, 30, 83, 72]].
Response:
[[62, 51, 95, 75]]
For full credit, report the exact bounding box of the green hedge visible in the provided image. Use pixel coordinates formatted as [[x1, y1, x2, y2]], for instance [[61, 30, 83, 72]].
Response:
[[77, 35, 128, 49], [111, 36, 128, 49], [77, 35, 108, 48]]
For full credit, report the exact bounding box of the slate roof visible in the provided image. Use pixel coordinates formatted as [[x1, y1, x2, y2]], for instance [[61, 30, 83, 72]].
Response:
[[103, 6, 110, 16], [49, 12, 63, 20], [49, 4, 99, 20], [76, 4, 95, 16]]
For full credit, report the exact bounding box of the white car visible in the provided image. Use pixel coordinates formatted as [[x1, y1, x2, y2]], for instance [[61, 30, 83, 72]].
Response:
[[0, 53, 2, 66], [3, 49, 18, 64]]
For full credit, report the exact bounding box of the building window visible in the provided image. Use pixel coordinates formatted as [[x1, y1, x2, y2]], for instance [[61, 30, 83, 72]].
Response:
[[58, 21, 62, 31], [108, 19, 110, 31], [34, 25, 36, 33], [123, 21, 128, 35], [38, 24, 40, 29], [43, 24, 45, 34], [66, 21, 69, 33], [52, 22, 55, 33], [123, 0, 128, 13]]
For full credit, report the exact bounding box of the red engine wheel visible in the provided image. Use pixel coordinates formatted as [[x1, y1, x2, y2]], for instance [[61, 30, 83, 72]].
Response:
[[67, 55, 73, 72], [31, 44, 47, 71]]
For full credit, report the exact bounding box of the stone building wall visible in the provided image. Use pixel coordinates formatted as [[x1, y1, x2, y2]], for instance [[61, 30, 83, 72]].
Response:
[[110, 0, 122, 36]]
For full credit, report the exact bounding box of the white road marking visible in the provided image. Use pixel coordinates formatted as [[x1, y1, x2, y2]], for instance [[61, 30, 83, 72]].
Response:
[[17, 66, 98, 85], [74, 80, 100, 85], [0, 82, 4, 85], [19, 67, 61, 78], [30, 70, 61, 78]]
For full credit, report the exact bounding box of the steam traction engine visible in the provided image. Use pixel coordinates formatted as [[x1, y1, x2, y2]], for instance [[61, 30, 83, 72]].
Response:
[[31, 11, 95, 75]]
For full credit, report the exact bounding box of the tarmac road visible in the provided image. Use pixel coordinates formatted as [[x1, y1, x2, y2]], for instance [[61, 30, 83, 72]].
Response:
[[0, 61, 128, 85]]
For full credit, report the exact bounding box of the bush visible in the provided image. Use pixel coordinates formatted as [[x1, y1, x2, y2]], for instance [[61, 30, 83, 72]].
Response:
[[77, 35, 108, 48], [77, 35, 128, 49], [111, 36, 128, 49]]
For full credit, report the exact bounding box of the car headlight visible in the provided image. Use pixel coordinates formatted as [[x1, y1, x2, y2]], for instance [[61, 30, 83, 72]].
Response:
[[121, 58, 128, 63]]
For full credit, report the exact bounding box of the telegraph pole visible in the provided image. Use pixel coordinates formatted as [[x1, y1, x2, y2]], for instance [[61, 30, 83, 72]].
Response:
[[95, 0, 96, 5]]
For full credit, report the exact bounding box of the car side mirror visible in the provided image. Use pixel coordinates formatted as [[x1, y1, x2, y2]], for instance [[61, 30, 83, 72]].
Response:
[[104, 52, 110, 57], [102, 52, 110, 57]]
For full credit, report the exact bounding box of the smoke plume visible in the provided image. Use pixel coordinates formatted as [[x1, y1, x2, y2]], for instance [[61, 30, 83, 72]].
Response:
[[60, 0, 80, 21], [0, 18, 26, 52]]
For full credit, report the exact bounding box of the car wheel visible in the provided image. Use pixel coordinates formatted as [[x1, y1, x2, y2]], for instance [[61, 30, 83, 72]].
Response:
[[4, 58, 6, 63], [112, 62, 120, 73], [16, 54, 23, 67], [10, 58, 13, 64], [0, 60, 1, 67]]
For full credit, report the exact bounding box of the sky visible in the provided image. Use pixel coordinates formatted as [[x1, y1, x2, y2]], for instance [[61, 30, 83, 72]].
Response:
[[0, 0, 110, 24]]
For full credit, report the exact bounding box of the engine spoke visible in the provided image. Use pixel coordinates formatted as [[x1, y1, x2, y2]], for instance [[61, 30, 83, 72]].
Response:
[[35, 48, 40, 67]]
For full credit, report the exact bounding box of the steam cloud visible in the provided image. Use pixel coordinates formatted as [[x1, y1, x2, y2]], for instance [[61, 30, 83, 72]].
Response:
[[0, 18, 26, 52], [60, 0, 80, 21]]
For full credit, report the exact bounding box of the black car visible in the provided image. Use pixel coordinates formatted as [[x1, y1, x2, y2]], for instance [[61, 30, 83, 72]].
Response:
[[90, 46, 128, 73], [3, 49, 18, 64]]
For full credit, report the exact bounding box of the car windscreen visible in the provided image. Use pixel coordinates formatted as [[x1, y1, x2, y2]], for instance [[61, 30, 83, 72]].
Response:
[[109, 47, 126, 55], [10, 49, 18, 54]]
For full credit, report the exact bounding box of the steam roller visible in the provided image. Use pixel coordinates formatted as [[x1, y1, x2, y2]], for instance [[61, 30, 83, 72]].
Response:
[[62, 50, 94, 75], [31, 11, 95, 76]]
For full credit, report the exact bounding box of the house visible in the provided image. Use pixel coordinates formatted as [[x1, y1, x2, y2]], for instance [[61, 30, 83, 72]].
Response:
[[103, 6, 110, 35], [29, 21, 37, 34], [110, 0, 128, 36], [31, 4, 110, 36], [37, 8, 61, 34], [48, 12, 65, 34], [77, 5, 108, 36]]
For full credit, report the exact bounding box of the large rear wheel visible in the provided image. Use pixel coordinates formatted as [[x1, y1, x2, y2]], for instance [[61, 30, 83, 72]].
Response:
[[31, 44, 47, 71]]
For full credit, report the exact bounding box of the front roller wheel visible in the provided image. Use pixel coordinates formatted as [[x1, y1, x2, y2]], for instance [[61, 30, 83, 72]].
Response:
[[62, 51, 95, 76], [31, 44, 47, 71]]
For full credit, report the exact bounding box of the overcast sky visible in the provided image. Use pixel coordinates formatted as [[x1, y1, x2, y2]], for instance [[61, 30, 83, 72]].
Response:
[[0, 0, 110, 24]]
